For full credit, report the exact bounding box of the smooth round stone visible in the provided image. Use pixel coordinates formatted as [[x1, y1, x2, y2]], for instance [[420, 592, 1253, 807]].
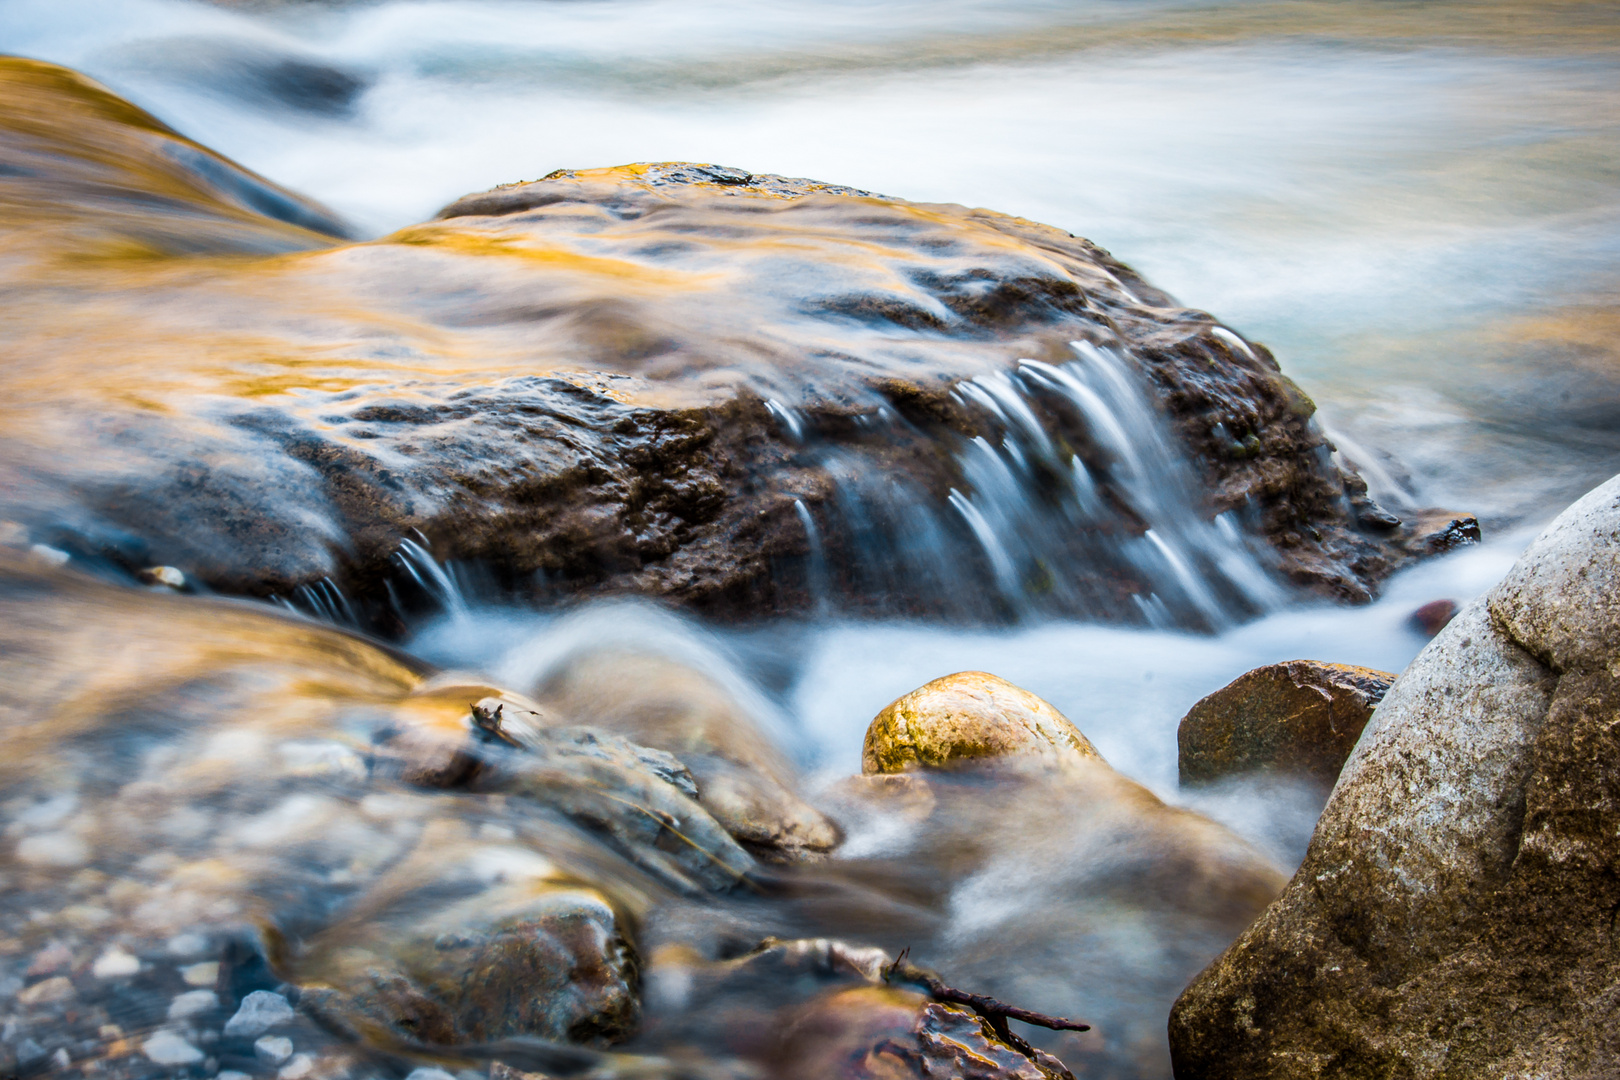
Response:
[[863, 671, 1102, 775]]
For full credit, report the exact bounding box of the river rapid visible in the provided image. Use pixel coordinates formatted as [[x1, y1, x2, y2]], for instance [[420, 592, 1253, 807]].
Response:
[[1, 1, 1618, 1078]]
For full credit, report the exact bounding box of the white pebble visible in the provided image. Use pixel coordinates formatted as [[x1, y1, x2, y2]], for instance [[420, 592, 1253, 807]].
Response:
[[15, 833, 89, 868], [29, 544, 70, 567], [278, 1053, 316, 1080], [50, 1047, 71, 1071], [167, 989, 218, 1020], [224, 990, 295, 1037], [217, 1072, 253, 1080], [180, 961, 219, 987], [92, 948, 140, 979], [166, 933, 209, 958], [405, 1069, 457, 1080], [255, 1035, 294, 1065], [142, 1030, 204, 1066]]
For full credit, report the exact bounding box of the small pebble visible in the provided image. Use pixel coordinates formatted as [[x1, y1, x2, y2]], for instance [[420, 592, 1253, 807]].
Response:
[[29, 544, 70, 567], [50, 1047, 71, 1071], [15, 833, 90, 868], [405, 1069, 458, 1080], [92, 948, 140, 979], [224, 990, 295, 1037], [142, 1030, 204, 1066], [168, 989, 218, 1021], [1408, 598, 1459, 637], [18, 976, 75, 1006], [255, 1035, 294, 1065], [278, 1053, 316, 1080], [138, 566, 186, 589], [180, 961, 219, 987], [27, 942, 73, 977], [218, 1072, 253, 1080], [166, 933, 209, 958]]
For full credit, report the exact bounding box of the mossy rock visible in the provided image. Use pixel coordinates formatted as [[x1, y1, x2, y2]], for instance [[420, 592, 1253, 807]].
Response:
[[862, 671, 1101, 774]]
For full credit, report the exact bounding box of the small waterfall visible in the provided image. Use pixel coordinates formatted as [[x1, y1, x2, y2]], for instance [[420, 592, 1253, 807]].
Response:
[[794, 498, 831, 617], [811, 341, 1285, 627], [390, 535, 472, 621], [274, 576, 361, 627]]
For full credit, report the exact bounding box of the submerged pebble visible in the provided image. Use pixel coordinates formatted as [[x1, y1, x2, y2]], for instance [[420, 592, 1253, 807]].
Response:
[[225, 991, 296, 1037], [142, 1029, 204, 1066]]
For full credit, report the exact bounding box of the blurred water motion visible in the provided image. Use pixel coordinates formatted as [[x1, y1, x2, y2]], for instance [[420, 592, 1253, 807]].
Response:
[[8, 0, 1619, 523], [1, 2, 1618, 1079]]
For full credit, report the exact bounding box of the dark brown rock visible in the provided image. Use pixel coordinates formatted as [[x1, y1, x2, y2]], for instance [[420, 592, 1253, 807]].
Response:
[[1169, 473, 1620, 1079], [0, 59, 1453, 625], [1177, 660, 1396, 788], [1407, 597, 1460, 636]]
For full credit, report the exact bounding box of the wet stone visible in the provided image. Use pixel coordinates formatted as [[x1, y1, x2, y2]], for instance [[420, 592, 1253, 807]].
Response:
[[224, 991, 296, 1038], [0, 58, 1450, 625], [1177, 660, 1395, 788], [142, 1029, 204, 1066], [863, 671, 1102, 775]]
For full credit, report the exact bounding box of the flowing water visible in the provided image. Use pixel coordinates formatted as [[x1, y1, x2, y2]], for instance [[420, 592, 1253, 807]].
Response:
[[2, 1, 1619, 1078]]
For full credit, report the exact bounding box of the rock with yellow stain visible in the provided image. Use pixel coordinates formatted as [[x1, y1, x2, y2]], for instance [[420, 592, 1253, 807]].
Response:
[[862, 671, 1101, 775], [0, 57, 1439, 620]]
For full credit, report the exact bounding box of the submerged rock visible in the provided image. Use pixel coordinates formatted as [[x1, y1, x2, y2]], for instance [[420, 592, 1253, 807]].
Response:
[[535, 648, 838, 860], [1407, 597, 1459, 636], [863, 671, 1101, 774], [297, 884, 639, 1047], [0, 58, 1449, 624], [1177, 660, 1395, 788], [778, 987, 1066, 1080], [1169, 473, 1620, 1078]]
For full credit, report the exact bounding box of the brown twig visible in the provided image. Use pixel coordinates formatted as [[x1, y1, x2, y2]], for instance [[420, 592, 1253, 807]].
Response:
[[883, 949, 1091, 1035]]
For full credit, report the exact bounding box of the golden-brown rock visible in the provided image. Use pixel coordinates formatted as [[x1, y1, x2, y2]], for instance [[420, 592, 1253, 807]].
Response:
[[862, 671, 1101, 775], [1177, 660, 1395, 788]]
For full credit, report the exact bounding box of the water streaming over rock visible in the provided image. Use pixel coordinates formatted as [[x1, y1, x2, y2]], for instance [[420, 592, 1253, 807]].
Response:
[[0, 3, 1616, 1079]]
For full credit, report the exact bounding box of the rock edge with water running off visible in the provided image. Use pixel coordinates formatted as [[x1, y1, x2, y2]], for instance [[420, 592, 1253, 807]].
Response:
[[0, 57, 1470, 626], [1177, 660, 1395, 789], [1169, 471, 1620, 1079]]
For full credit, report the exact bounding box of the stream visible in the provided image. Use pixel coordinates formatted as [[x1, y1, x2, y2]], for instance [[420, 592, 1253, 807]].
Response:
[[2, 1, 1618, 1078]]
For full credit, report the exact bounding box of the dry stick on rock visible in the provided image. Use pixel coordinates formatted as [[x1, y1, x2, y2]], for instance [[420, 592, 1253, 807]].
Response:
[[884, 948, 1089, 1074]]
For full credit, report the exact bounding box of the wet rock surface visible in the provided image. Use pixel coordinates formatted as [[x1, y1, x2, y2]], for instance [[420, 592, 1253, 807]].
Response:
[[1169, 472, 1620, 1079], [0, 557, 1295, 1080], [0, 58, 1455, 626], [532, 645, 840, 861], [863, 671, 1102, 774], [1177, 660, 1396, 788]]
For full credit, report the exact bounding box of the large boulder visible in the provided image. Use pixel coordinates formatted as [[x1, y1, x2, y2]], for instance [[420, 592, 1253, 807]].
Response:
[[1177, 660, 1395, 788], [0, 58, 1453, 625], [1169, 473, 1620, 1078]]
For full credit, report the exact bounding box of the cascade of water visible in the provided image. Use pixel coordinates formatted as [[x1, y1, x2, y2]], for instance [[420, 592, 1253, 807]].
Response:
[[390, 535, 472, 621], [274, 576, 360, 627], [808, 342, 1285, 627]]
